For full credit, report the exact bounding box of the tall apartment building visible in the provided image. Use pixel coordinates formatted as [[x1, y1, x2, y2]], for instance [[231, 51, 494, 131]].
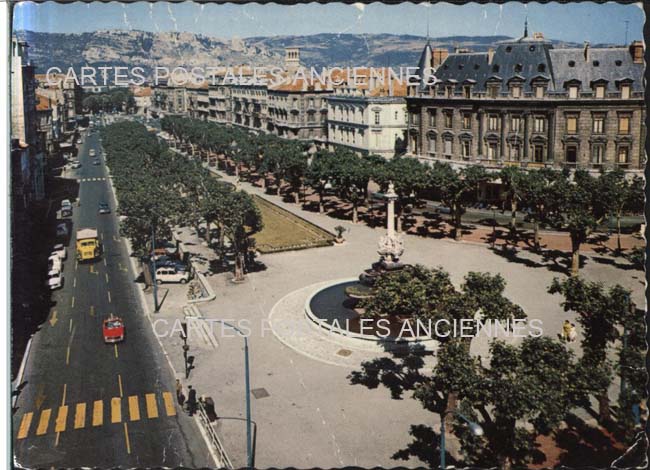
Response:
[[326, 69, 408, 159], [11, 37, 44, 203], [406, 30, 645, 175]]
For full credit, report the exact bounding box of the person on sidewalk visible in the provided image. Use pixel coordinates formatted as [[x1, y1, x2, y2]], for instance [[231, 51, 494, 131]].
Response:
[[562, 320, 572, 342], [568, 322, 577, 343], [175, 379, 185, 406], [187, 385, 197, 416]]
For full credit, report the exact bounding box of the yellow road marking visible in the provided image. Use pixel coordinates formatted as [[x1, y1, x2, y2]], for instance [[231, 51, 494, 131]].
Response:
[[71, 296, 75, 308], [66, 346, 70, 365], [108, 291, 112, 303], [114, 344, 119, 358], [74, 403, 86, 429], [54, 405, 68, 432], [90, 305, 95, 317], [128, 396, 140, 421], [61, 383, 67, 405], [55, 431, 61, 447], [145, 393, 158, 419], [35, 409, 51, 435], [17, 412, 33, 439], [162, 392, 176, 416], [111, 397, 121, 423], [123, 422, 131, 454], [92, 400, 103, 426], [118, 374, 123, 397]]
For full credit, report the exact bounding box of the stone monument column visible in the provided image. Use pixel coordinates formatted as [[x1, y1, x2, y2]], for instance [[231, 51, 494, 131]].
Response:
[[377, 182, 404, 267]]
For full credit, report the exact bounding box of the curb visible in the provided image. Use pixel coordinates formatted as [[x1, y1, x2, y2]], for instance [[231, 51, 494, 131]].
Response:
[[188, 272, 217, 304], [12, 336, 34, 408]]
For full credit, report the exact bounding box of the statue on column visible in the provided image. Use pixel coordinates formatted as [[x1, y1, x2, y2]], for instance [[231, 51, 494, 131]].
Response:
[[377, 182, 404, 268]]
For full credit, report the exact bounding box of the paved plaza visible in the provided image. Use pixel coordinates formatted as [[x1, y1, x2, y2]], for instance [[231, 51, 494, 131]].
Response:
[[139, 167, 644, 468]]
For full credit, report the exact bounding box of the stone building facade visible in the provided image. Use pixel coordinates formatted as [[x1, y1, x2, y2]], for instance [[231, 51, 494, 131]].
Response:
[[267, 79, 330, 140], [406, 32, 645, 174]]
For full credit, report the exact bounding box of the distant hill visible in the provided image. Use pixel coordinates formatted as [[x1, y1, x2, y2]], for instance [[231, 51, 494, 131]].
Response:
[[15, 29, 592, 80]]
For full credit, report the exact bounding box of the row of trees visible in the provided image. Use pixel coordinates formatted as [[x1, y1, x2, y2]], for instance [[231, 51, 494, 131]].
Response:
[[83, 89, 136, 114], [100, 121, 262, 281], [161, 116, 643, 276], [356, 266, 645, 469]]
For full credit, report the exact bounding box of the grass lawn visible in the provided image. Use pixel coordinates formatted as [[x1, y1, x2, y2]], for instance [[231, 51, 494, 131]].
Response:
[[252, 195, 335, 253]]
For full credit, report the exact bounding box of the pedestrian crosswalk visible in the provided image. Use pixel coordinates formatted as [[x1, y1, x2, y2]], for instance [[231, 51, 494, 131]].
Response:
[[16, 391, 177, 440], [78, 177, 106, 183]]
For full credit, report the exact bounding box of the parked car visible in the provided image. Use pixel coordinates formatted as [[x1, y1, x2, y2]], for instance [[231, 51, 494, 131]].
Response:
[[61, 207, 73, 218], [98, 202, 111, 214], [48, 254, 62, 272], [102, 315, 125, 343], [51, 244, 67, 261], [76, 138, 82, 144], [56, 222, 69, 238], [154, 256, 189, 272], [61, 199, 72, 209], [155, 267, 190, 284], [70, 161, 82, 169], [92, 159, 101, 166], [89, 149, 96, 157], [47, 271, 64, 290]]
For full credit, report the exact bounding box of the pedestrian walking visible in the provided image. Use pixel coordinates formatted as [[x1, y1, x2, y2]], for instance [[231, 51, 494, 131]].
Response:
[[562, 320, 572, 342], [187, 385, 197, 416]]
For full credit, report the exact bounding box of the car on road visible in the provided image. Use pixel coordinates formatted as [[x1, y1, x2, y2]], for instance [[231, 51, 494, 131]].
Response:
[[48, 254, 62, 272], [56, 222, 69, 238], [102, 315, 125, 343], [51, 244, 67, 261], [89, 149, 96, 157], [47, 271, 64, 290], [70, 161, 82, 169], [61, 206, 73, 218], [98, 202, 111, 214], [61, 199, 72, 208], [92, 159, 101, 166], [155, 267, 191, 284], [76, 138, 82, 144]]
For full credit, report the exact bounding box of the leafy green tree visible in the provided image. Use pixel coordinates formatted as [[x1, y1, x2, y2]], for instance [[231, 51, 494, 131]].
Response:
[[373, 157, 429, 232], [548, 169, 611, 275], [499, 166, 528, 235], [221, 191, 263, 281], [305, 149, 336, 213], [549, 276, 631, 423], [599, 168, 644, 252], [331, 148, 371, 223], [430, 163, 490, 240], [521, 168, 561, 251]]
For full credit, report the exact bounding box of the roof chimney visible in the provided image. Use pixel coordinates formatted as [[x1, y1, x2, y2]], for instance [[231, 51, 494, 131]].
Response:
[[630, 40, 644, 64], [583, 41, 590, 61], [487, 48, 495, 65]]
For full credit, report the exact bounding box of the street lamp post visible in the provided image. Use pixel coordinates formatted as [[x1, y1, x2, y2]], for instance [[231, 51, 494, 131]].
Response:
[[198, 318, 253, 469], [440, 410, 483, 470], [151, 223, 159, 312]]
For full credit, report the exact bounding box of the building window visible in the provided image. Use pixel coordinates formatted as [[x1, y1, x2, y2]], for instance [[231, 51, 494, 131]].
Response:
[[462, 113, 471, 129], [428, 135, 436, 154], [309, 98, 314, 108], [428, 110, 436, 127], [511, 116, 522, 133], [443, 138, 453, 157], [592, 115, 605, 134], [374, 111, 380, 125], [592, 144, 605, 165], [461, 140, 471, 159], [618, 115, 630, 134], [617, 146, 630, 165], [566, 115, 578, 134], [534, 145, 545, 163], [568, 86, 579, 99], [488, 114, 499, 131], [534, 116, 546, 133], [595, 85, 605, 98], [621, 85, 631, 99], [565, 145, 577, 164], [510, 144, 521, 161], [488, 86, 499, 99], [444, 111, 453, 128], [511, 86, 521, 98], [535, 86, 545, 98], [411, 113, 419, 126], [463, 86, 472, 98], [395, 111, 399, 121], [446, 86, 454, 98], [487, 142, 498, 160]]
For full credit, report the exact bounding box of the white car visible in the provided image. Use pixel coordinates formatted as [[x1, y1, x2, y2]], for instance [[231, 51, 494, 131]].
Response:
[[48, 254, 62, 272], [70, 161, 82, 169], [56, 223, 69, 238], [155, 267, 190, 284], [47, 272, 64, 290], [52, 244, 67, 261], [89, 149, 96, 157], [61, 199, 72, 209]]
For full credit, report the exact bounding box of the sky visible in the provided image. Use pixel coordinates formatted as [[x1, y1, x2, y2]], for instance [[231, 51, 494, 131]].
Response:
[[13, 1, 645, 45]]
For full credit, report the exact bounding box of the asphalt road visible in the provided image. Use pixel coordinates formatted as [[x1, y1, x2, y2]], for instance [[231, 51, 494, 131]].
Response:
[[12, 128, 213, 468]]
